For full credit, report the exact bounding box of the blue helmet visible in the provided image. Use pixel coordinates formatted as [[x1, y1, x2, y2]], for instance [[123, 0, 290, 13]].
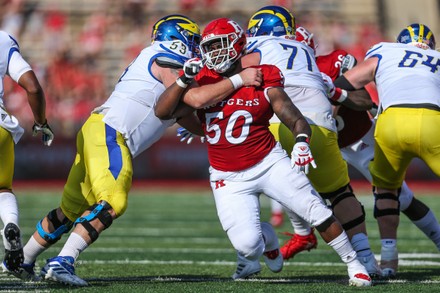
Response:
[[151, 14, 201, 56], [247, 5, 295, 37], [396, 23, 436, 50]]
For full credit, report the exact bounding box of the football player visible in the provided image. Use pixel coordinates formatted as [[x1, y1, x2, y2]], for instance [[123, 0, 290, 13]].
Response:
[[333, 23, 440, 278], [0, 30, 54, 274], [3, 14, 202, 286], [242, 5, 380, 278], [297, 25, 440, 278], [155, 17, 371, 287]]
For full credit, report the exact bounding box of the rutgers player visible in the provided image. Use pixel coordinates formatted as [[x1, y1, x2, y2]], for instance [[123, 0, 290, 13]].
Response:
[[297, 25, 440, 278], [155, 18, 371, 287], [243, 5, 380, 278]]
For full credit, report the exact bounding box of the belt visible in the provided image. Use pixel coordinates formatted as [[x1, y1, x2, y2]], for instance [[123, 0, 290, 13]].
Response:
[[389, 103, 440, 111]]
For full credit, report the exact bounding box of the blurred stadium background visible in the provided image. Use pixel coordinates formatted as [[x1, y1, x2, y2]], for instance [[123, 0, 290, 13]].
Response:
[[1, 0, 439, 183]]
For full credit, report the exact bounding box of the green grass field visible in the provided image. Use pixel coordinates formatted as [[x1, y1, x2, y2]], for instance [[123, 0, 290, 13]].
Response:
[[1, 185, 439, 292]]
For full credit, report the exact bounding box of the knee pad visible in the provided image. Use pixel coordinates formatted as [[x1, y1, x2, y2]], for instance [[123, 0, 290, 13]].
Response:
[[374, 191, 400, 219], [74, 201, 114, 243], [330, 190, 365, 231], [398, 184, 413, 211], [36, 209, 73, 244]]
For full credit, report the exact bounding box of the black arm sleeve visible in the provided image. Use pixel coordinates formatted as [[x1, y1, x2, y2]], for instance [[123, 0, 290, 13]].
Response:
[[333, 75, 357, 91]]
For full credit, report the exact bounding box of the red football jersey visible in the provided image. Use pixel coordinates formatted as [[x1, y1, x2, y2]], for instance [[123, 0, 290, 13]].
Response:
[[317, 50, 372, 148], [195, 64, 281, 171]]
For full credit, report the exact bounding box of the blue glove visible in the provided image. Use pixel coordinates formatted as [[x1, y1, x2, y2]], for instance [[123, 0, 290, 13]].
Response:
[[177, 127, 205, 144], [177, 127, 194, 144]]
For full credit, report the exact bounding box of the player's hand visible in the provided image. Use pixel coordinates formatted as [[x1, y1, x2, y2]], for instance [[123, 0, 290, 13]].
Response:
[[339, 54, 357, 75], [32, 120, 54, 146], [177, 127, 205, 144], [321, 72, 347, 104], [239, 68, 262, 87], [291, 136, 316, 174], [183, 57, 203, 79]]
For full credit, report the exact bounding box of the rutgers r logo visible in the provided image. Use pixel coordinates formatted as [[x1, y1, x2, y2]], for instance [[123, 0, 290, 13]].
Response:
[[215, 180, 226, 189]]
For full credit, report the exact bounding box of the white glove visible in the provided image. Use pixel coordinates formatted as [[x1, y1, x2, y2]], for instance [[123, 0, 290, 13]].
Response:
[[321, 72, 347, 104], [183, 57, 203, 79], [32, 120, 54, 146], [177, 127, 205, 144], [177, 58, 204, 88], [291, 135, 317, 174], [340, 54, 357, 75]]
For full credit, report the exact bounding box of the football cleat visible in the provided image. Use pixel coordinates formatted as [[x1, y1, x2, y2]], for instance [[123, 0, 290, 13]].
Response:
[[2, 261, 40, 282], [358, 254, 382, 279], [2, 223, 24, 272], [380, 245, 398, 278], [270, 212, 284, 228], [41, 256, 88, 286], [347, 259, 372, 287], [232, 252, 261, 280], [280, 229, 318, 260], [261, 222, 283, 273]]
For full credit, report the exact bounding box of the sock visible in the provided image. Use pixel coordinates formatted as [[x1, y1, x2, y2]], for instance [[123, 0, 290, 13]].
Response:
[[23, 236, 47, 264], [59, 232, 89, 261], [351, 233, 373, 258], [0, 192, 19, 225], [328, 231, 357, 264], [412, 211, 440, 250], [0, 192, 19, 250], [381, 238, 397, 248]]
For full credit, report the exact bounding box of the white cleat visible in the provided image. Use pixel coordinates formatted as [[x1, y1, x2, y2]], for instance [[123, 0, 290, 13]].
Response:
[[261, 222, 283, 273], [380, 245, 398, 278], [358, 254, 381, 279], [232, 252, 261, 280], [347, 259, 372, 287], [41, 256, 88, 286]]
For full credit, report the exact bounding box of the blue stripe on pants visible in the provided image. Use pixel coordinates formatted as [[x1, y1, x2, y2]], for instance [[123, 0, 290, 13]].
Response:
[[105, 124, 122, 179]]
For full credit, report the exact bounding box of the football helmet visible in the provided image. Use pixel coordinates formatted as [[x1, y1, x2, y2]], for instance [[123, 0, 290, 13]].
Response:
[[295, 26, 316, 53], [200, 18, 247, 74], [151, 14, 201, 57], [247, 5, 295, 37], [396, 23, 436, 50]]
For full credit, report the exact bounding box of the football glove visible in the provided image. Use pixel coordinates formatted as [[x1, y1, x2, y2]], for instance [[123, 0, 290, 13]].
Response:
[[177, 58, 203, 87], [321, 72, 348, 104], [177, 127, 205, 144], [340, 54, 357, 75], [291, 134, 317, 174], [32, 120, 54, 146]]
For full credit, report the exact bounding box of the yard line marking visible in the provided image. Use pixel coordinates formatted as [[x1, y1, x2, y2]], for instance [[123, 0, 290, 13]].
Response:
[[78, 259, 440, 267]]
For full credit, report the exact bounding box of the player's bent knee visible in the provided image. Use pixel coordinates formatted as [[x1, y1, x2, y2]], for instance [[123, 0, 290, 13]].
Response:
[[374, 192, 400, 219], [228, 227, 264, 260], [74, 201, 114, 243], [37, 209, 73, 244]]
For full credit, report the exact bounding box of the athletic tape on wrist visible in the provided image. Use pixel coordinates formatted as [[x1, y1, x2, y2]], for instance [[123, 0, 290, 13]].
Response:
[[176, 78, 188, 88], [229, 74, 243, 90]]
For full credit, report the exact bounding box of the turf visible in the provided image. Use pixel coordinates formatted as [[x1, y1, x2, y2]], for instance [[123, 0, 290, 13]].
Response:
[[1, 186, 439, 292]]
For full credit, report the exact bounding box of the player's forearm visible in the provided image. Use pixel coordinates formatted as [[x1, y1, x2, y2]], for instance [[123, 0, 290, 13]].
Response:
[[182, 78, 237, 109], [155, 82, 187, 119], [341, 89, 373, 111]]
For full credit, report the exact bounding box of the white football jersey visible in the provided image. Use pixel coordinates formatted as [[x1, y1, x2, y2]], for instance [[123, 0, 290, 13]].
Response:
[[0, 30, 32, 143], [100, 41, 191, 158], [366, 42, 440, 110], [246, 36, 335, 131]]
